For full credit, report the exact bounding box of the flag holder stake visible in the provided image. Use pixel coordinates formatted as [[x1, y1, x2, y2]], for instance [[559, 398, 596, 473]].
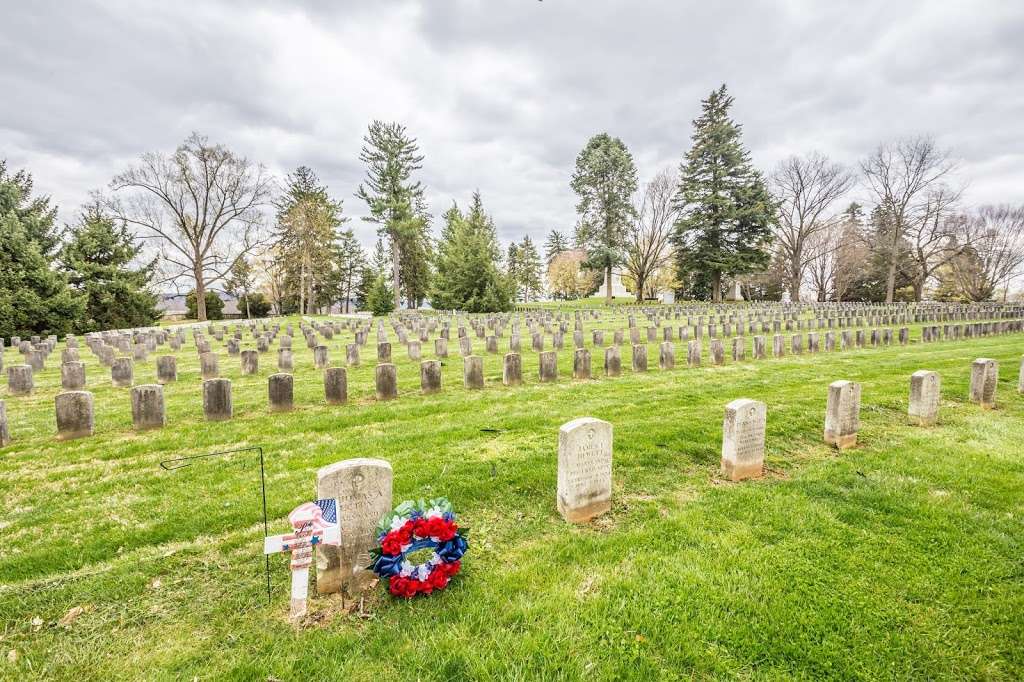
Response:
[[160, 446, 272, 604]]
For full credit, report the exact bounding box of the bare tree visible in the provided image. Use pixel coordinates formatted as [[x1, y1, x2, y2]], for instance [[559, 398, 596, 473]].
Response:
[[770, 152, 854, 301], [805, 204, 870, 301], [108, 133, 272, 321], [861, 135, 958, 303], [905, 185, 966, 300], [952, 205, 1024, 301], [624, 168, 677, 302]]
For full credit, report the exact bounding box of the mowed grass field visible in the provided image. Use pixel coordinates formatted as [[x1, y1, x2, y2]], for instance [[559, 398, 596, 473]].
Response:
[[1, 315, 1023, 680]]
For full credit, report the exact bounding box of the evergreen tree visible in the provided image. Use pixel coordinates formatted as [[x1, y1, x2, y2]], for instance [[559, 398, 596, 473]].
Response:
[[570, 133, 638, 304], [430, 193, 512, 312], [186, 290, 224, 320], [356, 121, 428, 310], [396, 196, 433, 307], [334, 229, 366, 313], [61, 203, 160, 331], [275, 166, 346, 315], [506, 242, 522, 301], [517, 236, 544, 301], [0, 161, 85, 339], [544, 229, 569, 263], [671, 85, 776, 302], [224, 256, 256, 319]]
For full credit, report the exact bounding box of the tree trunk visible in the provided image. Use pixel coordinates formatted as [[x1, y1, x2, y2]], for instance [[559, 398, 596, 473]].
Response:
[[789, 274, 803, 303], [885, 258, 897, 303], [913, 278, 925, 302], [299, 260, 306, 317], [605, 266, 613, 305], [244, 289, 251, 319], [711, 271, 722, 303], [392, 240, 402, 310], [195, 268, 207, 321], [635, 274, 645, 303]]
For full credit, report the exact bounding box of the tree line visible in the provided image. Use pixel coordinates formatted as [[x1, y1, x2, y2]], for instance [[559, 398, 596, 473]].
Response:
[[4, 85, 1023, 336]]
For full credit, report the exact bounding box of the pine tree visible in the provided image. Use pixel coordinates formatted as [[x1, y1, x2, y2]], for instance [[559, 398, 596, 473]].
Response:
[[334, 229, 366, 313], [275, 166, 345, 315], [0, 161, 85, 338], [517, 236, 543, 301], [506, 242, 522, 301], [570, 133, 639, 304], [671, 85, 776, 302], [61, 203, 161, 331], [544, 230, 569, 264], [356, 121, 428, 310], [430, 193, 512, 312]]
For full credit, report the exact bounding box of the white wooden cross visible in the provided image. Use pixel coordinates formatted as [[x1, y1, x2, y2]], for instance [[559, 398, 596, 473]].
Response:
[[264, 499, 340, 621]]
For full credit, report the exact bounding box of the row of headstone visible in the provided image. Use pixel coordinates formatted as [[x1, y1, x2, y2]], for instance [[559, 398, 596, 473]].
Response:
[[555, 358, 1008, 525]]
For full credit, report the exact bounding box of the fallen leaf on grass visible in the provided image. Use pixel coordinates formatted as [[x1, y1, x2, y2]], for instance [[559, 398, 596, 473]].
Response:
[[59, 606, 85, 627], [149, 578, 162, 589], [7, 649, 17, 664], [31, 617, 43, 632]]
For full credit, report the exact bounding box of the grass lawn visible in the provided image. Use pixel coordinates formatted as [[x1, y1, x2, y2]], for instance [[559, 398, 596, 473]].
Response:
[[1, 317, 1023, 680]]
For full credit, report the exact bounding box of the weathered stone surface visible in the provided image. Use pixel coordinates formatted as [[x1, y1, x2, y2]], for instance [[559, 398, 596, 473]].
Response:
[[131, 384, 165, 429], [200, 352, 219, 380], [154, 356, 176, 384], [557, 417, 612, 523], [202, 378, 233, 421], [687, 340, 701, 367], [574, 348, 592, 379], [55, 390, 94, 439], [596, 346, 617, 377], [732, 337, 745, 361], [659, 342, 674, 370], [721, 398, 766, 481], [407, 341, 422, 361], [539, 350, 558, 382], [278, 349, 294, 372], [632, 344, 648, 372], [503, 352, 522, 386], [824, 380, 861, 449], [346, 343, 360, 366], [420, 360, 442, 394], [969, 358, 998, 408], [61, 361, 86, 390], [463, 355, 484, 389], [316, 458, 393, 596], [268, 373, 294, 412], [314, 345, 330, 369], [753, 336, 766, 359], [909, 370, 940, 426], [0, 400, 10, 447], [434, 339, 448, 358], [377, 342, 392, 363], [710, 339, 725, 365], [375, 363, 397, 400], [324, 367, 348, 404], [240, 350, 259, 375], [111, 357, 133, 387]]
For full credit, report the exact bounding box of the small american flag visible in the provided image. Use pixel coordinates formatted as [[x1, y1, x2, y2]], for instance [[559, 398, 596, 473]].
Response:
[[315, 498, 337, 524]]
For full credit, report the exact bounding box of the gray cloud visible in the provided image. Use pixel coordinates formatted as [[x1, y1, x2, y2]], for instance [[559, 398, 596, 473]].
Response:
[[2, 0, 1022, 252]]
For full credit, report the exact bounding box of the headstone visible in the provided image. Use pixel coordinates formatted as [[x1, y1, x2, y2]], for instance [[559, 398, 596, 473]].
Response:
[[200, 352, 219, 380], [240, 350, 259, 375], [202, 378, 233, 421], [908, 370, 940, 426], [346, 343, 360, 366], [421, 360, 442, 394], [111, 357, 133, 387], [503, 352, 522, 386], [314, 345, 329, 369], [720, 398, 766, 481], [573, 348, 592, 379], [375, 363, 397, 400], [463, 356, 484, 389], [268, 373, 294, 412], [61, 361, 86, 390], [377, 342, 392, 363], [687, 340, 701, 367], [824, 380, 861, 449], [539, 350, 558, 382], [131, 384, 166, 430], [557, 417, 612, 523], [710, 338, 724, 365], [434, 339, 448, 358], [631, 344, 647, 372], [153, 355, 176, 384], [55, 390, 94, 439], [278, 349, 294, 372], [0, 400, 10, 447], [969, 358, 998, 408], [316, 458, 394, 596], [324, 367, 348, 404], [659, 342, 674, 370], [604, 346, 621, 377]]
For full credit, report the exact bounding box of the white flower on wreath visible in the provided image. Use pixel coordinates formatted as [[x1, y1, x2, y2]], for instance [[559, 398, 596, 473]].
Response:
[[390, 516, 408, 532], [425, 507, 444, 519]]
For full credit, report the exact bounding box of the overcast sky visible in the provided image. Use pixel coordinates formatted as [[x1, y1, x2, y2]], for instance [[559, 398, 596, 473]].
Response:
[[2, 0, 1023, 252]]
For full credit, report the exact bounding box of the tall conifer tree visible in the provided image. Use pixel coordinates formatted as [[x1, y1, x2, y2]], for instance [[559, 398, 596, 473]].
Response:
[[671, 85, 776, 302]]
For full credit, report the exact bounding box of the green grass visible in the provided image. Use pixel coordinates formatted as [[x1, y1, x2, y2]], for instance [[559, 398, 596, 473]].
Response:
[[1, 316, 1023, 680]]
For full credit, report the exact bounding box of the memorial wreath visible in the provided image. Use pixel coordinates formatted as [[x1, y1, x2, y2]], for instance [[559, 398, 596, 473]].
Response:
[[369, 497, 468, 598]]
